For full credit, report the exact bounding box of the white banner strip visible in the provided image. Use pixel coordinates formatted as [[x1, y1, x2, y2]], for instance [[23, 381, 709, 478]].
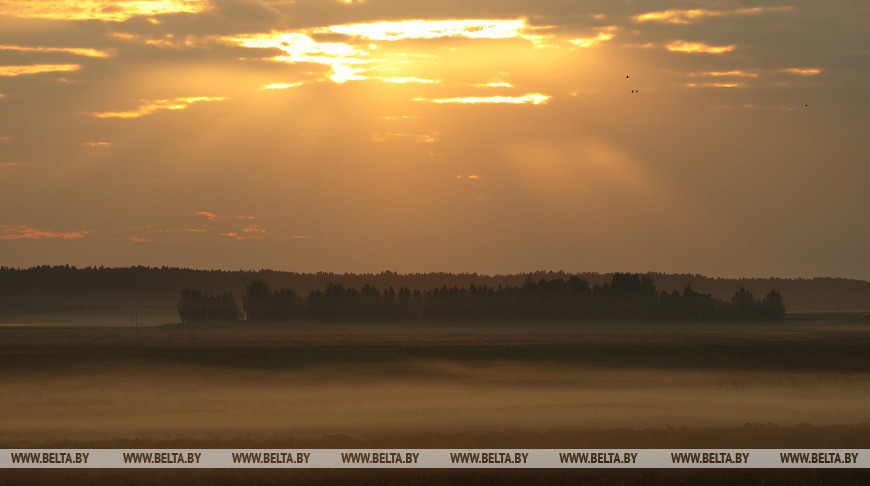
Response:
[[0, 449, 866, 468]]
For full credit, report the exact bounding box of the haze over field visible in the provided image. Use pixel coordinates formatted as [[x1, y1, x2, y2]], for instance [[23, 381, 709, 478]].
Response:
[[0, 0, 867, 278], [3, 323, 870, 447]]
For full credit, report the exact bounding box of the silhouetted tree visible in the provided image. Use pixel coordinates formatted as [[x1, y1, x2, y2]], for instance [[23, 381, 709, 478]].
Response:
[[761, 289, 785, 320], [178, 288, 241, 322], [732, 287, 760, 319]]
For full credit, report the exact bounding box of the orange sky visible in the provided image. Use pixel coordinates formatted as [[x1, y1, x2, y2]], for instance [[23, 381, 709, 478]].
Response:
[[0, 1, 867, 278]]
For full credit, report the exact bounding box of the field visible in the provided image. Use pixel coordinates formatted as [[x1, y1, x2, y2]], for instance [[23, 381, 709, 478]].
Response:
[[1, 314, 869, 484]]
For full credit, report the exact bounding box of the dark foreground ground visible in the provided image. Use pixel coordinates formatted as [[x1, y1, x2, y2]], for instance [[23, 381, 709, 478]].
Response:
[[4, 467, 870, 486], [2, 317, 869, 484]]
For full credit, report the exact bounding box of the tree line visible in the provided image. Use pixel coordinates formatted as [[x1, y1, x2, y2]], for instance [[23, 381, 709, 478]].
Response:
[[2, 265, 864, 314], [177, 273, 786, 323]]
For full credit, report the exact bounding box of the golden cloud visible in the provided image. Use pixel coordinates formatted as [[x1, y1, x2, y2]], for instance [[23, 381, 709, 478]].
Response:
[[0, 45, 112, 58], [318, 19, 528, 41], [371, 132, 437, 143], [695, 70, 758, 78], [474, 79, 513, 88], [780, 68, 822, 76], [226, 32, 368, 83], [418, 93, 550, 105], [225, 19, 539, 84], [635, 7, 792, 24], [666, 41, 736, 54], [377, 77, 441, 84], [195, 211, 255, 221], [89, 96, 226, 119], [262, 82, 303, 90], [0, 64, 81, 77], [0, 225, 91, 240], [0, 0, 210, 22], [685, 82, 742, 88], [568, 27, 617, 49]]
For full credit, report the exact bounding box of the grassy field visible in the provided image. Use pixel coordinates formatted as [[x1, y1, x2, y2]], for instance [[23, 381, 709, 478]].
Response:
[[1, 316, 869, 484]]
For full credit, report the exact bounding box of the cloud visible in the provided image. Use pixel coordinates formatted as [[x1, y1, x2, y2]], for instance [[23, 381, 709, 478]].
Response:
[[317, 19, 528, 41], [666, 41, 736, 54], [780, 68, 822, 76], [222, 231, 262, 240], [474, 79, 513, 88], [224, 18, 539, 84], [82, 142, 111, 147], [693, 70, 758, 78], [634, 7, 793, 24], [0, 0, 211, 22], [88, 96, 227, 119], [685, 82, 742, 88], [291, 235, 310, 239], [738, 104, 800, 112], [417, 93, 551, 105], [225, 31, 368, 83], [128, 236, 153, 243], [195, 211, 255, 221], [568, 26, 617, 49], [377, 77, 440, 84], [262, 82, 303, 90], [0, 45, 112, 58], [0, 225, 91, 240], [371, 132, 437, 143], [0, 64, 81, 77], [107, 32, 207, 50], [154, 228, 206, 233]]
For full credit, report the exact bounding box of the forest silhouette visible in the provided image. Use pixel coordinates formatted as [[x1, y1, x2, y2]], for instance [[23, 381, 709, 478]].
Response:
[[177, 273, 785, 323], [3, 266, 864, 316]]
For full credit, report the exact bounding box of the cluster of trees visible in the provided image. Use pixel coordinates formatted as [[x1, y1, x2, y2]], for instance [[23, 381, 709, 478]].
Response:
[[3, 265, 863, 314], [177, 273, 785, 322], [176, 289, 241, 322]]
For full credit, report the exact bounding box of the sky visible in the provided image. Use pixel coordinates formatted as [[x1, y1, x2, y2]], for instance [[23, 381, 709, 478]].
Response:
[[0, 0, 867, 279]]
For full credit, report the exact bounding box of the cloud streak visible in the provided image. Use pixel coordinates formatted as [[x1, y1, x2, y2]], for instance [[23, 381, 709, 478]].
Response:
[[195, 211, 255, 221], [318, 19, 528, 41], [0, 0, 210, 22], [0, 225, 91, 240], [694, 70, 758, 78], [0, 45, 112, 58], [780, 68, 822, 76], [225, 18, 543, 84], [568, 27, 617, 49], [88, 96, 226, 119], [666, 41, 736, 54], [634, 7, 793, 24], [0, 64, 81, 77], [418, 93, 550, 105]]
